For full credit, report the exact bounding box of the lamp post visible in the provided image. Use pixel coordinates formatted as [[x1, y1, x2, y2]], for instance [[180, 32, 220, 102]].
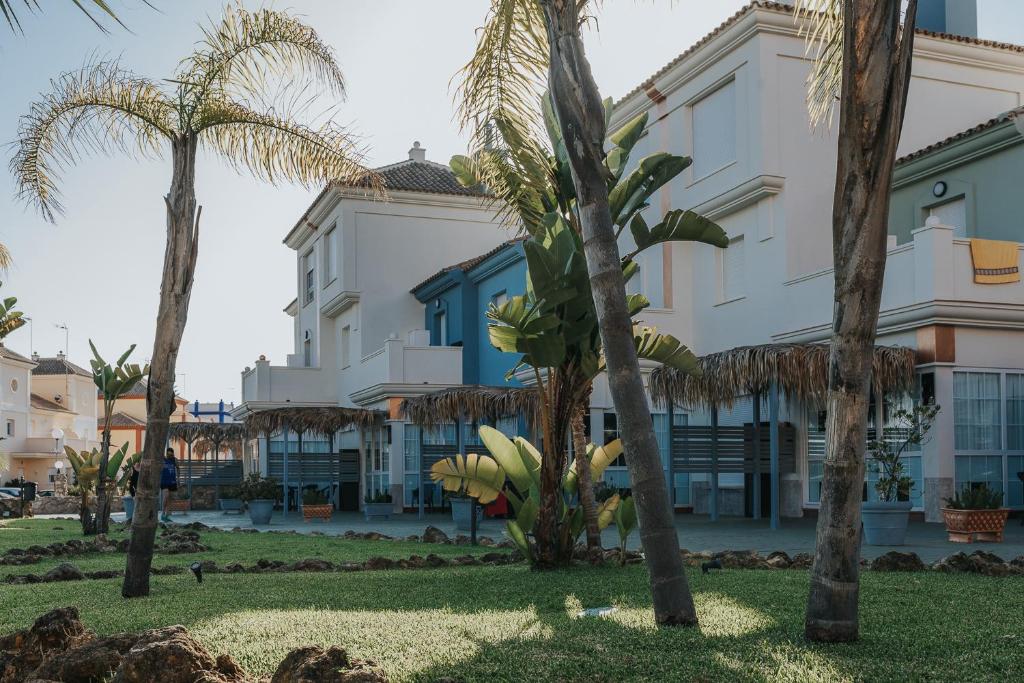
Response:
[[51, 428, 66, 496]]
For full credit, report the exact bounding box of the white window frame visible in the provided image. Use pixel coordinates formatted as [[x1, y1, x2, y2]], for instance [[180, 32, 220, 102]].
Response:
[[322, 223, 338, 286], [303, 250, 315, 306], [690, 78, 737, 181], [717, 235, 746, 304], [340, 325, 351, 369]]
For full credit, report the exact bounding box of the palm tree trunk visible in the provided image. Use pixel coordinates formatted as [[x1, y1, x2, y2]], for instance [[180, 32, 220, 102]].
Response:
[[570, 391, 601, 561], [122, 134, 200, 598], [805, 0, 917, 642], [540, 0, 696, 626], [95, 426, 111, 534]]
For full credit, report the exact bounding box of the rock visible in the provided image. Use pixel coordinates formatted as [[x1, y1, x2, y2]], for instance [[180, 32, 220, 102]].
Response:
[[870, 551, 926, 572], [223, 563, 245, 574], [291, 559, 335, 572], [111, 626, 246, 683], [84, 570, 123, 580], [422, 526, 450, 544], [789, 553, 814, 569], [496, 539, 516, 549], [765, 551, 792, 569], [424, 554, 449, 568], [403, 555, 426, 569], [270, 645, 386, 683], [453, 535, 471, 546], [404, 535, 420, 542], [480, 552, 510, 565], [932, 551, 1011, 577], [451, 555, 481, 566], [713, 550, 766, 569], [363, 557, 395, 571], [0, 607, 93, 680], [477, 536, 496, 547], [43, 562, 86, 582]]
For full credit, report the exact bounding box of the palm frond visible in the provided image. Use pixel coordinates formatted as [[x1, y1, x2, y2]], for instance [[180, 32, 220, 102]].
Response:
[[11, 59, 174, 222], [0, 244, 12, 272], [795, 0, 843, 127], [456, 0, 550, 178], [180, 4, 345, 114], [1, 0, 130, 34], [196, 99, 381, 192]]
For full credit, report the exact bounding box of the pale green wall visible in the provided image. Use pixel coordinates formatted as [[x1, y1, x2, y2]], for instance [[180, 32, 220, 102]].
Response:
[[889, 120, 1024, 244]]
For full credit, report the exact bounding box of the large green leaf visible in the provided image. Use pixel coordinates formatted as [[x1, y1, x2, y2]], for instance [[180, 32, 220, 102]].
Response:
[[608, 153, 691, 226], [597, 493, 621, 530], [479, 426, 534, 493], [615, 496, 638, 544], [633, 325, 699, 375], [429, 453, 505, 504], [606, 111, 648, 179], [629, 210, 728, 256], [563, 438, 623, 494], [517, 493, 539, 534], [506, 519, 532, 561]]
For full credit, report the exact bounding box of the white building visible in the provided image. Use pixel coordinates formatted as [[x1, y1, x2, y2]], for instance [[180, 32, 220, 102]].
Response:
[[0, 349, 99, 488], [234, 142, 509, 507], [237, 2, 1024, 521]]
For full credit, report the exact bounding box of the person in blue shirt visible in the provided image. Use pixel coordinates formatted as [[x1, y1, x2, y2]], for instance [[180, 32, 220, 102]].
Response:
[[160, 448, 178, 523]]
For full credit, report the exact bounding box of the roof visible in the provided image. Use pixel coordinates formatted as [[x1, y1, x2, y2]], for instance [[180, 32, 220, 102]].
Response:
[[412, 238, 527, 294], [0, 345, 34, 365], [617, 1, 1024, 108], [370, 159, 489, 198], [30, 393, 72, 413], [103, 412, 146, 428], [895, 107, 1024, 165], [31, 356, 91, 378], [109, 379, 188, 404]]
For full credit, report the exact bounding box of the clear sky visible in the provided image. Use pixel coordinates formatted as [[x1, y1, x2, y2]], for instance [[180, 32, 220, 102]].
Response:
[[1, 0, 1022, 404]]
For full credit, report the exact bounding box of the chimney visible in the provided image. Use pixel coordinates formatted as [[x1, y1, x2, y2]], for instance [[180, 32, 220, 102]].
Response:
[[31, 352, 39, 361], [917, 0, 977, 38], [408, 141, 426, 163], [57, 351, 66, 361]]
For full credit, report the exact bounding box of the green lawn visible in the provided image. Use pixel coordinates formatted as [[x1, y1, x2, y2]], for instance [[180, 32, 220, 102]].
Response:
[[0, 519, 494, 578], [2, 520, 1022, 682]]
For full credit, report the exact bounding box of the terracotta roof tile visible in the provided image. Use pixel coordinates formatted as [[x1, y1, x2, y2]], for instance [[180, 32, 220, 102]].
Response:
[[412, 237, 526, 293], [31, 393, 72, 413], [31, 356, 91, 378], [896, 107, 1024, 165], [102, 412, 146, 428], [0, 345, 34, 365]]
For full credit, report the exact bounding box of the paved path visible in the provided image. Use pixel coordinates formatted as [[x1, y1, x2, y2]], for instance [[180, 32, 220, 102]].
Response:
[[104, 510, 1024, 564]]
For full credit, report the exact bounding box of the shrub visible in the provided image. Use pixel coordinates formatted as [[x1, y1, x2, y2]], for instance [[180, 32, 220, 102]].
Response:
[[364, 490, 392, 504], [239, 474, 279, 502], [944, 483, 1003, 510], [302, 488, 328, 506], [220, 486, 241, 500]]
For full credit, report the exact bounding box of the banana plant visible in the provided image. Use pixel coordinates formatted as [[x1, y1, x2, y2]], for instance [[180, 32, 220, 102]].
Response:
[[614, 496, 638, 566], [0, 282, 26, 341], [65, 442, 132, 535], [450, 94, 726, 566], [89, 340, 148, 534], [431, 425, 635, 563]]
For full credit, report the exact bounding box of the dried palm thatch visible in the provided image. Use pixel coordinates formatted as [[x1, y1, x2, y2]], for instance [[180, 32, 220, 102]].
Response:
[[649, 343, 917, 409], [401, 386, 538, 428], [244, 406, 384, 437], [168, 421, 246, 443], [167, 422, 205, 443]]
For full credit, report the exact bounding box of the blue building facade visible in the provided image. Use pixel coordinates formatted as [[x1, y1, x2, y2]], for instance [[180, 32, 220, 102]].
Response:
[[412, 238, 527, 386]]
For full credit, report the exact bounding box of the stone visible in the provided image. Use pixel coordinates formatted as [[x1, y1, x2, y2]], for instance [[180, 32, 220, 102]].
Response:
[[270, 645, 386, 683], [424, 554, 449, 568], [789, 553, 814, 569], [477, 536, 496, 547], [451, 555, 481, 566], [84, 570, 122, 580], [870, 551, 926, 572], [932, 551, 1011, 577], [291, 559, 335, 572], [404, 535, 420, 542], [223, 563, 245, 574], [453, 535, 471, 546], [0, 607, 93, 680], [421, 526, 450, 544], [713, 550, 767, 569], [363, 557, 395, 571], [42, 562, 86, 582], [765, 551, 792, 569], [480, 552, 510, 565], [110, 627, 246, 683]]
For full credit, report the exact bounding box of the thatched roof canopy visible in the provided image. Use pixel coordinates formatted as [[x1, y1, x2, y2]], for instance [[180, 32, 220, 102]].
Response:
[[244, 407, 384, 437], [649, 343, 917, 409], [401, 386, 538, 428], [169, 422, 246, 442]]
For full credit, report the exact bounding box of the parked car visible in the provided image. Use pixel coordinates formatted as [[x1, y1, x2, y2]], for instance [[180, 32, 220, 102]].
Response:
[[0, 487, 22, 498]]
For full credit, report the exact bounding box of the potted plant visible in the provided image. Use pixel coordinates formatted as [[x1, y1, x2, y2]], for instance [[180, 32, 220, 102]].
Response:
[[448, 491, 481, 531], [240, 473, 279, 526], [218, 485, 244, 513], [942, 483, 1009, 543], [168, 491, 191, 513], [301, 488, 332, 522], [363, 490, 392, 521], [862, 402, 939, 545]]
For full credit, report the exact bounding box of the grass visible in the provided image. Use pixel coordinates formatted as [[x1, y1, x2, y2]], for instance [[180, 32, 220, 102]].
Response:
[[0, 519, 494, 578], [2, 520, 1023, 682]]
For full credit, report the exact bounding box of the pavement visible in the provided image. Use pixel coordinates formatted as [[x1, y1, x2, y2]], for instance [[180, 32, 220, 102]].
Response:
[[97, 509, 1024, 563]]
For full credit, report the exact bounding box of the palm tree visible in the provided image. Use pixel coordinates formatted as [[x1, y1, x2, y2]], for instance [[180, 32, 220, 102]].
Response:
[[456, 0, 698, 625], [0, 284, 26, 340], [11, 5, 377, 597], [795, 0, 920, 642], [2, 0, 135, 33]]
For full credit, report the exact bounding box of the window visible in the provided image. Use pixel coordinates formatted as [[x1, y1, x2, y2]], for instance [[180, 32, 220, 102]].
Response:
[[491, 290, 509, 308], [5, 419, 13, 437], [1007, 374, 1024, 451], [303, 252, 315, 305], [954, 372, 1001, 450], [691, 79, 736, 179], [303, 337, 312, 368], [404, 425, 420, 507], [435, 311, 447, 346], [340, 325, 351, 369], [9, 379, 17, 392], [322, 224, 338, 284], [721, 235, 745, 302], [926, 197, 966, 237]]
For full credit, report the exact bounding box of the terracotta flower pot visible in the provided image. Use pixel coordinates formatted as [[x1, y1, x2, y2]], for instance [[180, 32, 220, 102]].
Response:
[[941, 507, 1009, 543], [169, 498, 192, 513], [302, 504, 332, 522]]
